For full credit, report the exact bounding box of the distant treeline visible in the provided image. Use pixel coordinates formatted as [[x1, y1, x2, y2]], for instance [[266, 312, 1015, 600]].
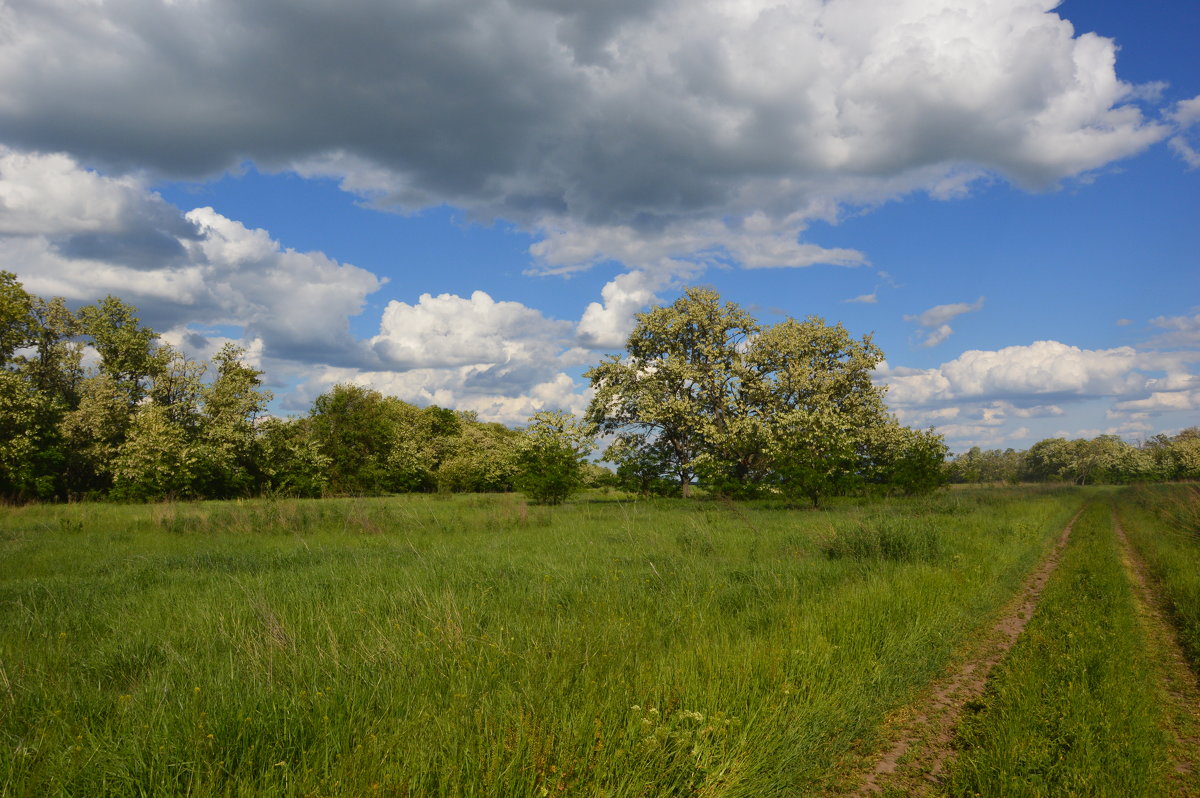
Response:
[[1, 272, 611, 503], [5, 275, 958, 504], [945, 431, 1200, 485]]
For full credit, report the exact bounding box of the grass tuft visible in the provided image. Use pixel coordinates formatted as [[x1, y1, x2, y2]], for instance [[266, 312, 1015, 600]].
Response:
[[820, 517, 942, 563]]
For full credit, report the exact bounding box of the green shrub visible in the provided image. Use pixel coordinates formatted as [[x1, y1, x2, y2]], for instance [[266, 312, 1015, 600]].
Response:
[[514, 441, 583, 505]]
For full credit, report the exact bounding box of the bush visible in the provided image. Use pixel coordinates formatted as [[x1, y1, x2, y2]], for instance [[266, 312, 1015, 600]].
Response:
[[514, 411, 596, 506], [514, 442, 583, 505]]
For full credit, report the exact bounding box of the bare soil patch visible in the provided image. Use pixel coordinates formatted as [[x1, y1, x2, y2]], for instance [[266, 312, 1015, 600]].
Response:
[[844, 507, 1084, 796]]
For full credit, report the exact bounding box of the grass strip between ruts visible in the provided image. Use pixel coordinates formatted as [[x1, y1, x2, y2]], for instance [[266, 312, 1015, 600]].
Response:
[[1117, 484, 1200, 670], [944, 500, 1172, 797]]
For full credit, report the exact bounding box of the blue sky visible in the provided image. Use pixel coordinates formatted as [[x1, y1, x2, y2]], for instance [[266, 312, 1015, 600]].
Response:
[[2, 0, 1197, 453]]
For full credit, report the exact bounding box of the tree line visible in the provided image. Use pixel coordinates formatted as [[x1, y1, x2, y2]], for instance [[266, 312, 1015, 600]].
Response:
[[1, 272, 605, 503], [4, 275, 953, 505], [946, 430, 1200, 486]]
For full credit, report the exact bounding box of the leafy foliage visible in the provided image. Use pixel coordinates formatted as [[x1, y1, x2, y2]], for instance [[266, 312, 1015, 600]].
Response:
[[0, 272, 36, 366], [111, 404, 199, 501], [587, 288, 759, 496], [586, 288, 947, 504], [257, 417, 331, 497], [514, 410, 597, 505]]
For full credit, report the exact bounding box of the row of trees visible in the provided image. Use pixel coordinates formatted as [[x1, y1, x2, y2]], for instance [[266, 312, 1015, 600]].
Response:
[[585, 288, 948, 504], [947, 430, 1200, 486], [301, 385, 603, 501], [0, 273, 601, 503], [1, 277, 951, 506], [2, 270, 312, 501], [25, 275, 1187, 506]]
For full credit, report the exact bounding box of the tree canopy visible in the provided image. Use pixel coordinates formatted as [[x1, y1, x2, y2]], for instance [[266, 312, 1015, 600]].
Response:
[[514, 410, 597, 505], [0, 273, 571, 501], [585, 287, 948, 504]]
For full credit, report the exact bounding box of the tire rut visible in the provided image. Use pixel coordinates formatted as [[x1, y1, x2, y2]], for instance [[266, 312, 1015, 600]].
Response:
[[847, 506, 1085, 797], [1112, 507, 1200, 794]]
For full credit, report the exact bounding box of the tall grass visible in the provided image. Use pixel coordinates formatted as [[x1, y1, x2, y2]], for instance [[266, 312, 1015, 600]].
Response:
[[0, 488, 1079, 796], [820, 516, 942, 563], [1117, 484, 1200, 667], [944, 501, 1171, 797]]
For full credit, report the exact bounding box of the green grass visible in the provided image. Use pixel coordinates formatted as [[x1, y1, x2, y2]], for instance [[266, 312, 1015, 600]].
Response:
[[0, 488, 1080, 796], [1117, 484, 1200, 668], [944, 500, 1172, 797]]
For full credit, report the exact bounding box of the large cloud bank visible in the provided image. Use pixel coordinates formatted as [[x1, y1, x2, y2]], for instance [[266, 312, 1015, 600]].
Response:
[[2, 0, 1181, 286], [0, 147, 382, 365], [1, 0, 1196, 429], [0, 0, 1170, 220], [0, 146, 586, 422]]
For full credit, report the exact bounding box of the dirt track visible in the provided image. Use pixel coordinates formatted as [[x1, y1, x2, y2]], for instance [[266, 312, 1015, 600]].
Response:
[[1112, 508, 1200, 793], [848, 507, 1084, 796]]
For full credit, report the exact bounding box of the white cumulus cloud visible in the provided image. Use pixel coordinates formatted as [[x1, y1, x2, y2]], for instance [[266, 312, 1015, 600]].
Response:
[[1168, 95, 1200, 168], [370, 290, 576, 370], [1148, 311, 1200, 347], [1113, 390, 1200, 413], [1, 1, 1192, 427], [0, 149, 383, 366], [576, 269, 678, 350], [880, 338, 1200, 449], [883, 340, 1143, 406]]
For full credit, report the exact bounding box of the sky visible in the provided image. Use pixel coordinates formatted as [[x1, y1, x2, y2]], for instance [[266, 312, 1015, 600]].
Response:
[[1, 0, 1197, 454]]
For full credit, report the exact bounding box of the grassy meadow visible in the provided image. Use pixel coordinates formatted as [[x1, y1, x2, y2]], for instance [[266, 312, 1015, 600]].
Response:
[[0, 487, 1106, 796]]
